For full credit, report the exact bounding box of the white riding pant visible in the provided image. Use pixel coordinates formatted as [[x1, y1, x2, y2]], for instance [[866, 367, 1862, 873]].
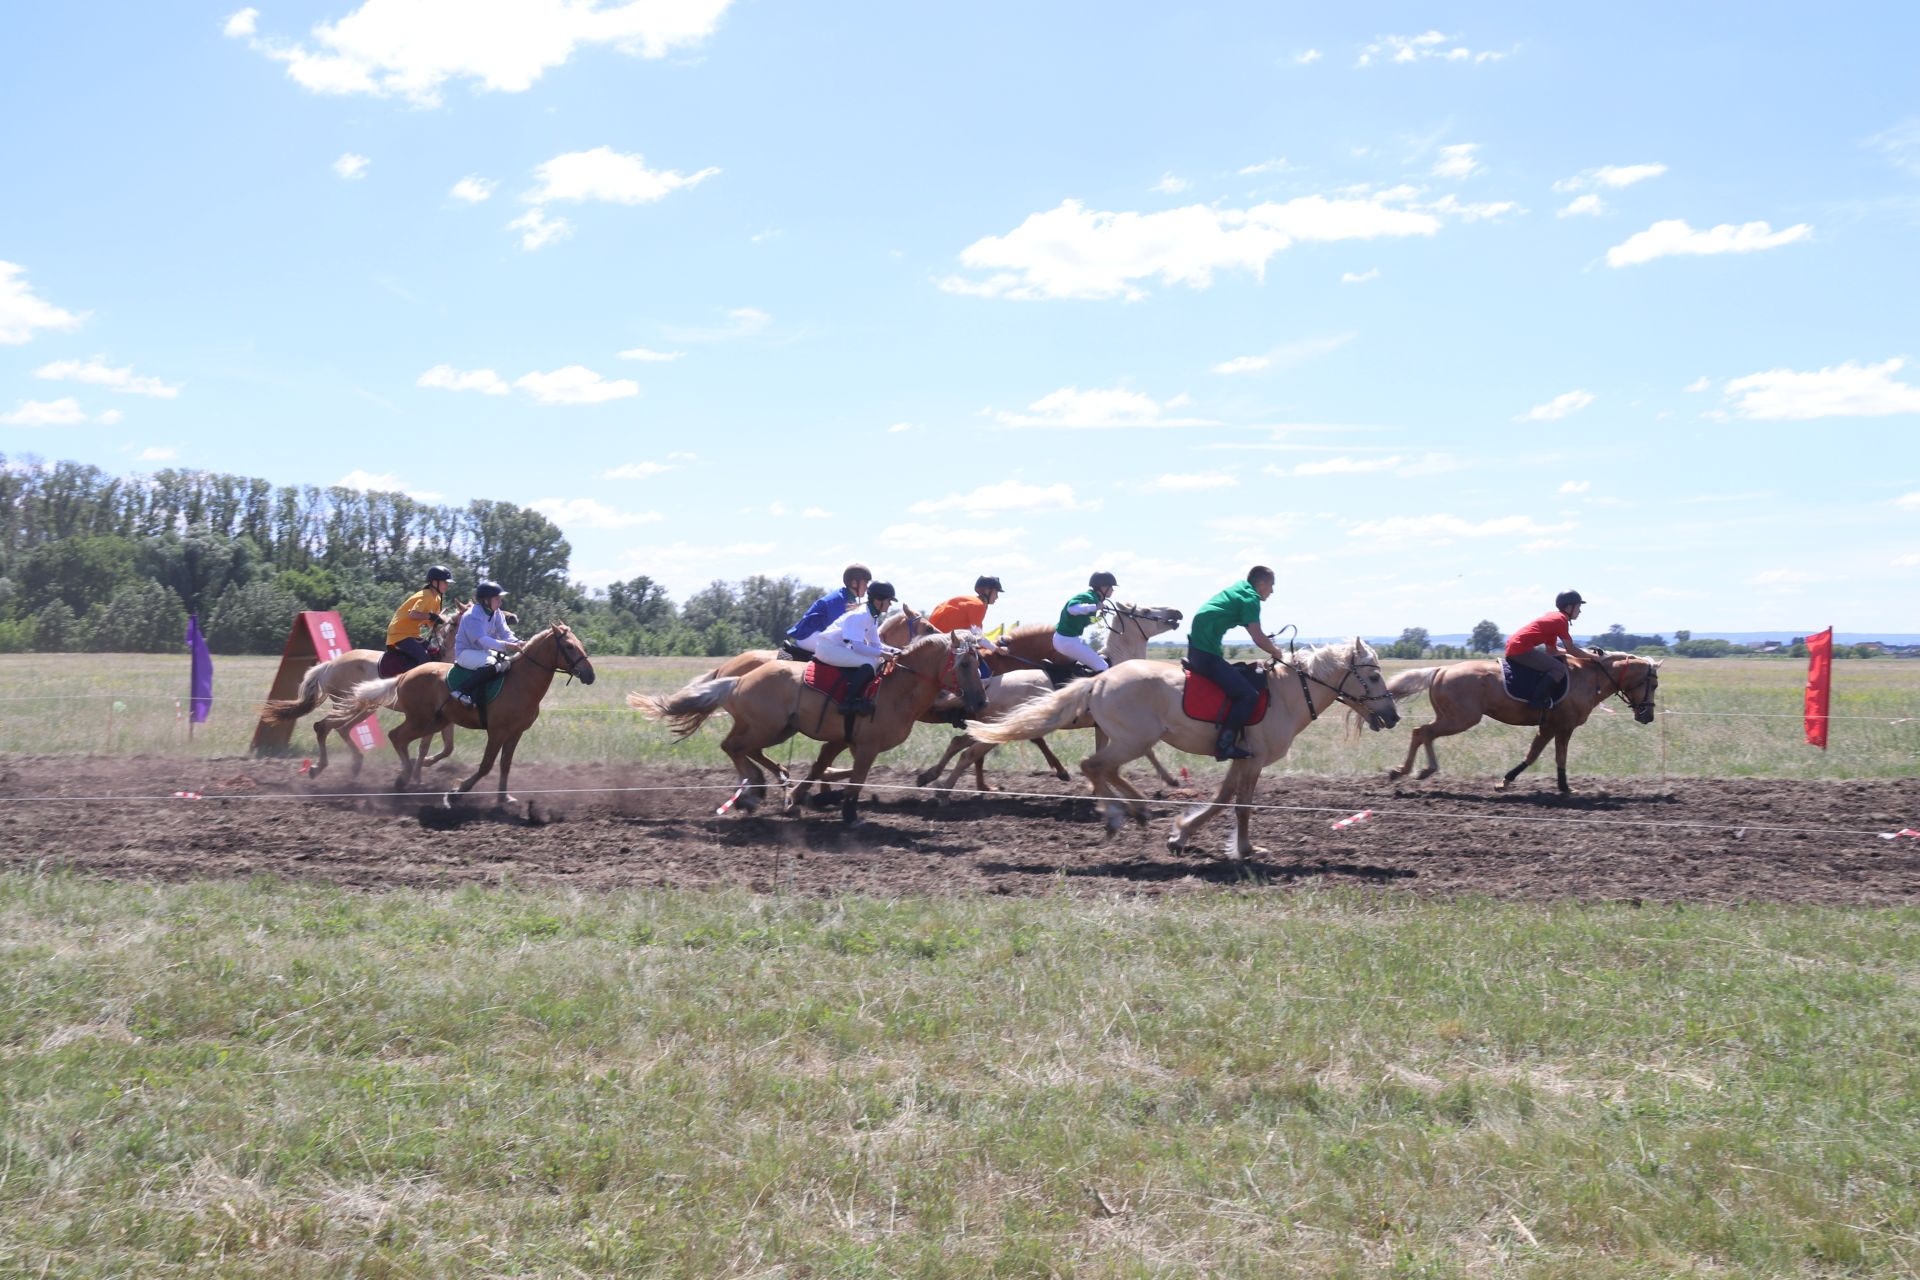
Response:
[[790, 632, 823, 654], [455, 649, 504, 670], [1051, 632, 1108, 672]]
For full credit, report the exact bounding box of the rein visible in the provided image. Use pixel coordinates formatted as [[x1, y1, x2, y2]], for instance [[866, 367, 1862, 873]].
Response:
[[1274, 649, 1387, 723], [518, 630, 590, 684], [1587, 652, 1657, 715]]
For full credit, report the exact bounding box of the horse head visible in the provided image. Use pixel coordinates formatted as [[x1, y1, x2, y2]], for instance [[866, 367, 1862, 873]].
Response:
[[949, 632, 988, 715], [533, 621, 597, 685], [1309, 638, 1400, 731], [1602, 652, 1660, 723]]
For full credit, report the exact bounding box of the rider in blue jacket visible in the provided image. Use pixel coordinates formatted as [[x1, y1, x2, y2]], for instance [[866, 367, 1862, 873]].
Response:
[[784, 563, 872, 657]]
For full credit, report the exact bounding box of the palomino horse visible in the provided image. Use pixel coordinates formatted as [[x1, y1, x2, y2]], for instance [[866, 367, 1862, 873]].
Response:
[[968, 639, 1399, 862], [258, 605, 465, 778], [331, 623, 595, 804], [628, 631, 987, 826], [1386, 652, 1660, 793], [890, 610, 1190, 802]]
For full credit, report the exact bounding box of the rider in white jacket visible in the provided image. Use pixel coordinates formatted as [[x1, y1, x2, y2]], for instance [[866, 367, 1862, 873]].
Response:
[[810, 581, 900, 714]]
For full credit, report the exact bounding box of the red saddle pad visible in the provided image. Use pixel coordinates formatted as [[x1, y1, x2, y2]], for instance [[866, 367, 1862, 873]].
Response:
[[803, 661, 879, 703], [1181, 669, 1270, 726]]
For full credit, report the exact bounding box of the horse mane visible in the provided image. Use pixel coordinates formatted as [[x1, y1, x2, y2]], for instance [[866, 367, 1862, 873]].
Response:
[[1003, 623, 1056, 646], [902, 629, 959, 659]]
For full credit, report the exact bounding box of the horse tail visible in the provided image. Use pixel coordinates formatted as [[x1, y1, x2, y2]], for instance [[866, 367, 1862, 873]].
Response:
[[627, 675, 740, 740], [329, 676, 401, 724], [965, 678, 1095, 743], [1388, 667, 1441, 703], [259, 660, 331, 723]]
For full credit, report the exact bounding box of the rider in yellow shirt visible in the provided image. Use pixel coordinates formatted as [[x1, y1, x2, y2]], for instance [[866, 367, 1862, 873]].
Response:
[[384, 565, 452, 672]]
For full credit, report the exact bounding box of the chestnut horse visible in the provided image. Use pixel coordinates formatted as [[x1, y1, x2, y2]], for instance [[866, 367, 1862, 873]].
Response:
[[628, 631, 987, 826], [331, 623, 595, 804], [968, 639, 1399, 862], [258, 605, 465, 777], [1386, 652, 1660, 793]]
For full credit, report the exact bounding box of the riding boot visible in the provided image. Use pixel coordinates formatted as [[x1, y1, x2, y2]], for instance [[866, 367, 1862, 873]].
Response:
[[1214, 727, 1252, 761], [844, 665, 876, 716]]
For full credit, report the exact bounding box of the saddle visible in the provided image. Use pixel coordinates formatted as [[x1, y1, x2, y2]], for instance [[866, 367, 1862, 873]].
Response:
[[1500, 658, 1567, 711], [779, 639, 811, 662], [802, 661, 880, 713], [1180, 661, 1271, 726], [377, 644, 441, 679], [447, 661, 510, 727], [1038, 658, 1097, 689]]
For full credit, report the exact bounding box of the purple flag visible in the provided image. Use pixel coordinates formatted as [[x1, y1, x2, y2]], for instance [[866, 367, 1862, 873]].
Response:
[[186, 614, 213, 724]]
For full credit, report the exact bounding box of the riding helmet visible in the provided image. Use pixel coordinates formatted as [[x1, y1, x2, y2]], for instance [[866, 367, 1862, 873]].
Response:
[[842, 563, 872, 586], [867, 581, 896, 603], [1089, 571, 1118, 590], [426, 564, 453, 583], [975, 575, 1003, 593], [1555, 590, 1586, 611], [474, 580, 507, 600]]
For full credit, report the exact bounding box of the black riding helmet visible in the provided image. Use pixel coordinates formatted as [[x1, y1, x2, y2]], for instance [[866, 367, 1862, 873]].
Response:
[[1089, 571, 1118, 590], [474, 580, 507, 601], [975, 575, 1003, 594], [1555, 590, 1586, 611], [867, 580, 896, 605], [426, 564, 452, 584]]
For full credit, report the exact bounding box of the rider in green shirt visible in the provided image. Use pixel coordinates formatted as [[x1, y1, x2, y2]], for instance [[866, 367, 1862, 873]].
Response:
[[1052, 571, 1116, 672], [1188, 566, 1285, 759]]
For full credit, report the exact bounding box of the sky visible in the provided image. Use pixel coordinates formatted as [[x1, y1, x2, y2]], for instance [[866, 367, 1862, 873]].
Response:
[[2, 2, 1917, 639]]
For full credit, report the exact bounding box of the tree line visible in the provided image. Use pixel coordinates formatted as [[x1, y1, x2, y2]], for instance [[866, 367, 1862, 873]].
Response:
[[0, 455, 823, 657]]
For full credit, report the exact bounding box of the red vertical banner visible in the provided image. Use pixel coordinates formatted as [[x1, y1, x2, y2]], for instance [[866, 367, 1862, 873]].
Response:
[[1804, 627, 1832, 749]]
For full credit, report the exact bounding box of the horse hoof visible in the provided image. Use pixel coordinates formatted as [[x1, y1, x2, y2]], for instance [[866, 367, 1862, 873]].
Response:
[[1053, 770, 1072, 783], [1416, 768, 1436, 781], [1385, 769, 1402, 782], [439, 791, 457, 809], [1166, 831, 1187, 853]]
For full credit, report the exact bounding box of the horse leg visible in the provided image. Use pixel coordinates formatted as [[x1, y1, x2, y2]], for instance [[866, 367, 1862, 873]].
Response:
[[1143, 747, 1179, 788], [1554, 729, 1575, 794], [1496, 727, 1554, 791], [1033, 734, 1073, 783], [1105, 765, 1151, 825], [1077, 750, 1138, 835], [424, 723, 457, 767], [1222, 764, 1264, 862], [452, 734, 502, 800], [496, 734, 520, 805], [718, 726, 769, 813], [839, 749, 880, 826], [387, 718, 421, 789], [310, 720, 332, 779], [1169, 768, 1238, 853], [786, 743, 846, 815], [915, 733, 971, 791]]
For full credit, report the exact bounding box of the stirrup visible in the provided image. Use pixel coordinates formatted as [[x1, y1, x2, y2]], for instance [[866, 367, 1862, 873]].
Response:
[[1214, 729, 1251, 761]]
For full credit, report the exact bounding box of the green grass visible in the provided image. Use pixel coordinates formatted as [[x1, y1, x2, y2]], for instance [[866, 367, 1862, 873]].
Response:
[[2, 873, 1916, 1277], [3, 651, 1915, 781]]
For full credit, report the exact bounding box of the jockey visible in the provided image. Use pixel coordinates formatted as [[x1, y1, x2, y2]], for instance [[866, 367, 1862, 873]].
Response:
[[927, 575, 1004, 656], [811, 580, 901, 715], [785, 563, 872, 658], [1505, 590, 1601, 707], [1188, 566, 1285, 760], [1053, 572, 1116, 673], [449, 580, 523, 703], [384, 565, 452, 673]]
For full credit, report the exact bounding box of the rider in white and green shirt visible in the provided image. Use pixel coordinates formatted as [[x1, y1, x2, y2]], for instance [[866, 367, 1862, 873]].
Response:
[[1053, 571, 1116, 672]]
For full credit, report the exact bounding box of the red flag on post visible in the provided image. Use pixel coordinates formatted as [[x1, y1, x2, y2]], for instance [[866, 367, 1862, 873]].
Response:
[[1804, 626, 1832, 749]]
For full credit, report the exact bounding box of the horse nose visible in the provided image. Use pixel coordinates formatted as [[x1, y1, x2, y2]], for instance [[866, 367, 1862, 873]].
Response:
[[580, 664, 598, 685]]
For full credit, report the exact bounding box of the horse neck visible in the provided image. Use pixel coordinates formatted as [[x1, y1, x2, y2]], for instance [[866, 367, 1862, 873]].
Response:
[[509, 631, 563, 698], [885, 638, 952, 713], [877, 612, 912, 646], [1102, 615, 1151, 662], [1284, 648, 1343, 722], [1003, 627, 1056, 660]]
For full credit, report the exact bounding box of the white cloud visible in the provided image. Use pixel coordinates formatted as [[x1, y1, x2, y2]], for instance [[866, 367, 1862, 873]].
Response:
[[1558, 480, 1590, 493], [223, 7, 258, 37], [508, 208, 572, 250], [337, 469, 408, 491], [1341, 268, 1380, 284], [1750, 568, 1814, 586], [531, 497, 663, 529], [887, 422, 915, 433], [1151, 173, 1190, 194], [332, 152, 369, 180], [911, 481, 1089, 515], [662, 306, 769, 342], [604, 461, 674, 479], [0, 398, 96, 426], [1143, 472, 1237, 491], [1866, 119, 1920, 175], [1606, 219, 1812, 267], [1212, 332, 1355, 375], [418, 364, 510, 395], [618, 346, 684, 362], [939, 193, 1443, 301], [1294, 49, 1322, 65], [1893, 551, 1920, 566], [34, 357, 181, 398], [1518, 390, 1595, 421], [992, 386, 1215, 429], [237, 0, 733, 106], [1346, 514, 1575, 544], [1239, 158, 1291, 175], [1683, 376, 1712, 393], [525, 146, 718, 206], [136, 446, 177, 462], [0, 262, 85, 345], [801, 507, 831, 518], [1553, 163, 1668, 193], [878, 522, 1025, 551], [1723, 358, 1920, 420], [1557, 194, 1606, 218], [1432, 143, 1481, 179], [1896, 492, 1920, 510], [514, 365, 639, 405], [1357, 31, 1508, 67], [1421, 193, 1520, 221], [449, 175, 495, 202], [1283, 455, 1405, 476]]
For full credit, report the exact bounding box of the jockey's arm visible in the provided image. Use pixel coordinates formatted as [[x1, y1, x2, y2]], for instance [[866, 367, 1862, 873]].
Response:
[[1565, 638, 1600, 663], [1244, 622, 1285, 661]]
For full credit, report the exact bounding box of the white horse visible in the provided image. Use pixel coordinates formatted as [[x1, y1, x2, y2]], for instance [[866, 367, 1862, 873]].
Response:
[[967, 638, 1399, 861]]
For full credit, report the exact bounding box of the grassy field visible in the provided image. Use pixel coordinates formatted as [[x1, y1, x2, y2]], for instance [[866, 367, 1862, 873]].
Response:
[[3, 874, 1917, 1278], [3, 650, 1915, 782]]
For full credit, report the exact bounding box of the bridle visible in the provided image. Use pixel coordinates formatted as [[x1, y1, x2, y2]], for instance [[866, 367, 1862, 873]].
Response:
[[1275, 648, 1392, 724], [885, 637, 974, 696], [1103, 603, 1173, 646], [519, 628, 591, 684], [1591, 653, 1658, 717]]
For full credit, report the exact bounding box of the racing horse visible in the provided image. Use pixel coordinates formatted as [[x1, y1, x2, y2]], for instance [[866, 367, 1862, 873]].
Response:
[[967, 639, 1399, 862], [627, 631, 987, 826], [258, 605, 466, 778], [1385, 652, 1660, 793], [331, 623, 595, 804]]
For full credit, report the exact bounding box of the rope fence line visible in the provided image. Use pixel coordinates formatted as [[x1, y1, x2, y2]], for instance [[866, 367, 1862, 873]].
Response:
[[0, 775, 1908, 841]]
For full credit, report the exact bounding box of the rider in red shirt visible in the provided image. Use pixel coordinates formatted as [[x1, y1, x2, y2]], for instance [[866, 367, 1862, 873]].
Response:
[[1505, 591, 1601, 705]]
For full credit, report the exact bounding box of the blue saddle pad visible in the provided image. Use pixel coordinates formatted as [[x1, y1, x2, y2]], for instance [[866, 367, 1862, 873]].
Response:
[[1501, 659, 1567, 708]]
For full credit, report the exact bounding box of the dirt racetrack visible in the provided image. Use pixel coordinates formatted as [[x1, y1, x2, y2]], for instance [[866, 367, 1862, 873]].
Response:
[[0, 753, 1915, 905]]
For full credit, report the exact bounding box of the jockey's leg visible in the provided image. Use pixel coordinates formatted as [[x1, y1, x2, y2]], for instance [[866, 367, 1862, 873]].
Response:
[[1051, 632, 1108, 673], [1189, 649, 1255, 760]]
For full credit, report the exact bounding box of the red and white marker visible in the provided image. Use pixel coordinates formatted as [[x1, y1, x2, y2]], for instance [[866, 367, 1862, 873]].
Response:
[[172, 790, 203, 800], [1330, 809, 1373, 830], [1878, 828, 1920, 841], [714, 780, 751, 816], [298, 758, 314, 776]]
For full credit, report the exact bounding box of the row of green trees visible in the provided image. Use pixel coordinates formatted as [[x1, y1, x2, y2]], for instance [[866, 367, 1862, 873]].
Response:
[[0, 456, 826, 657]]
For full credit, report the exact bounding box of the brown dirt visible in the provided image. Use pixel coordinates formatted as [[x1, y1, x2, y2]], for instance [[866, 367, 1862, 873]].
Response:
[[0, 753, 1915, 905]]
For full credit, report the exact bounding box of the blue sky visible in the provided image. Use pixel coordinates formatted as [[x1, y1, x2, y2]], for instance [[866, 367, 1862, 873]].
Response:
[[2, 2, 1916, 637]]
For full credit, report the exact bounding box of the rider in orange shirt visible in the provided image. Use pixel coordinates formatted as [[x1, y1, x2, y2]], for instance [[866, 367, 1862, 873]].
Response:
[[926, 576, 1004, 655]]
